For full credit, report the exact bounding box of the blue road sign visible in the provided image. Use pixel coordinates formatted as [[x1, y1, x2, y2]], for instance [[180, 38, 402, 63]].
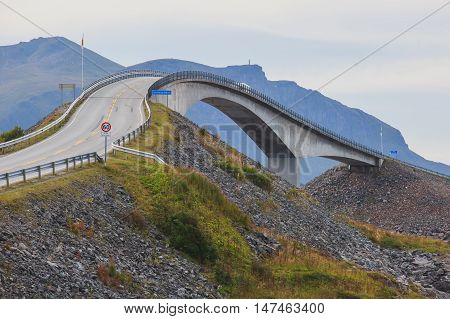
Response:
[[151, 90, 172, 95], [389, 150, 398, 155]]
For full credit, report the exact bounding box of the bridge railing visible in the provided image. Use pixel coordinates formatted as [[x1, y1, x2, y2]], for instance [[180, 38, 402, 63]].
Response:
[[0, 70, 168, 152], [149, 71, 449, 179], [149, 71, 384, 158], [0, 152, 102, 187]]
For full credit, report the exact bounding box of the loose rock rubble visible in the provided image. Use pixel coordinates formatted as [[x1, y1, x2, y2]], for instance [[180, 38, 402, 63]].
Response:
[[0, 178, 219, 298], [306, 163, 450, 240], [158, 110, 450, 298]]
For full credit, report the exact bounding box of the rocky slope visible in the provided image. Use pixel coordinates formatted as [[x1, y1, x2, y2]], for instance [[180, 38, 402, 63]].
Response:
[[306, 162, 450, 241], [0, 175, 219, 298], [150, 106, 449, 297]]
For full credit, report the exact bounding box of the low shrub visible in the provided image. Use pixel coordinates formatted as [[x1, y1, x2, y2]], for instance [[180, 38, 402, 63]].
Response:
[[67, 217, 94, 238], [343, 216, 450, 254], [97, 258, 133, 289], [285, 188, 319, 207], [258, 198, 278, 214], [216, 159, 245, 180], [199, 127, 207, 136], [216, 160, 273, 191], [125, 209, 146, 230], [243, 165, 273, 192], [0, 126, 24, 142], [161, 212, 218, 264]]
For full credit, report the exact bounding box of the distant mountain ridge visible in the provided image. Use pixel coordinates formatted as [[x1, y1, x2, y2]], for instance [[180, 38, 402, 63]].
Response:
[[0, 37, 448, 179], [0, 37, 123, 130]]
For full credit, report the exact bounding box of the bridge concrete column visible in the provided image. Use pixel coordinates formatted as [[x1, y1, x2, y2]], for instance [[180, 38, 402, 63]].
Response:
[[267, 155, 300, 186]]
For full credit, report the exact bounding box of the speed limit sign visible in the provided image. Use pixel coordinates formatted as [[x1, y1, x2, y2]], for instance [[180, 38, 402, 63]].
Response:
[[101, 121, 111, 133], [101, 121, 111, 165]]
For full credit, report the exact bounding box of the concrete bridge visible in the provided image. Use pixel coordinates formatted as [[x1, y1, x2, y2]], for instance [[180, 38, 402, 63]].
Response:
[[149, 71, 384, 185]]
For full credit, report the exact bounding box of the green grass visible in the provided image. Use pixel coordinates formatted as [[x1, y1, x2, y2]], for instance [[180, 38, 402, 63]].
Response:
[[216, 158, 273, 191], [105, 156, 253, 295], [343, 216, 450, 254], [0, 126, 24, 143], [106, 156, 422, 298], [216, 159, 245, 180], [126, 103, 174, 152], [242, 165, 273, 192], [235, 234, 422, 299]]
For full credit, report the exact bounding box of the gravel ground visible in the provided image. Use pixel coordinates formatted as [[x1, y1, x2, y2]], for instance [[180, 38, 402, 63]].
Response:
[[306, 162, 450, 240]]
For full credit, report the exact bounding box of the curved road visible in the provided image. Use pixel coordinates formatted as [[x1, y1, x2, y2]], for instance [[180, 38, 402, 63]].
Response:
[[0, 77, 158, 175]]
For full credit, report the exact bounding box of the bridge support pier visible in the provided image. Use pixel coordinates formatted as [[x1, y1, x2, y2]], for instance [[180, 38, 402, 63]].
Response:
[[267, 156, 300, 186], [349, 165, 380, 174]]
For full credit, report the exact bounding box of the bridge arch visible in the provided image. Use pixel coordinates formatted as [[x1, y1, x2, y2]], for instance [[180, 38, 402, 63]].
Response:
[[149, 72, 383, 185]]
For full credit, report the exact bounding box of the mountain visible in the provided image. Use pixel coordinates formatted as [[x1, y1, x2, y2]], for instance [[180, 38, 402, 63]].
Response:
[[130, 59, 450, 180], [0, 37, 123, 130]]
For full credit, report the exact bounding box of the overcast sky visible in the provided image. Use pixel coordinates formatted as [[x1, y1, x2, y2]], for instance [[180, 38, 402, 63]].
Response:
[[1, 0, 449, 164]]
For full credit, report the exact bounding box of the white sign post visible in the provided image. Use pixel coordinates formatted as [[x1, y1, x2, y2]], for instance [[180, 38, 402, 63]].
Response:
[[101, 122, 112, 164]]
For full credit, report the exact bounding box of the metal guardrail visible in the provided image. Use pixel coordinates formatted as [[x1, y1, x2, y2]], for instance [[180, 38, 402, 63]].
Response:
[[0, 70, 166, 189], [149, 71, 449, 179], [0, 70, 168, 151], [0, 152, 102, 187], [111, 97, 166, 164]]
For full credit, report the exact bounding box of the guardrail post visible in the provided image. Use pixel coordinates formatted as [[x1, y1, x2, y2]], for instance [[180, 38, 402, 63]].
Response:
[[73, 157, 76, 169], [128, 133, 131, 143], [122, 136, 125, 145], [65, 158, 69, 172], [22, 169, 26, 182], [38, 166, 42, 179], [6, 173, 10, 187], [133, 131, 136, 141], [52, 162, 56, 175], [80, 156, 83, 168], [88, 154, 91, 164]]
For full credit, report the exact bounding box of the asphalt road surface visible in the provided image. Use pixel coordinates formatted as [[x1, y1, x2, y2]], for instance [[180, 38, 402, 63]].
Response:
[[0, 77, 158, 176]]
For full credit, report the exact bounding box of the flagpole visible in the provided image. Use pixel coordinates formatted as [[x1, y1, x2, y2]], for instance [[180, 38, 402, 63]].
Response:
[[81, 34, 84, 92]]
